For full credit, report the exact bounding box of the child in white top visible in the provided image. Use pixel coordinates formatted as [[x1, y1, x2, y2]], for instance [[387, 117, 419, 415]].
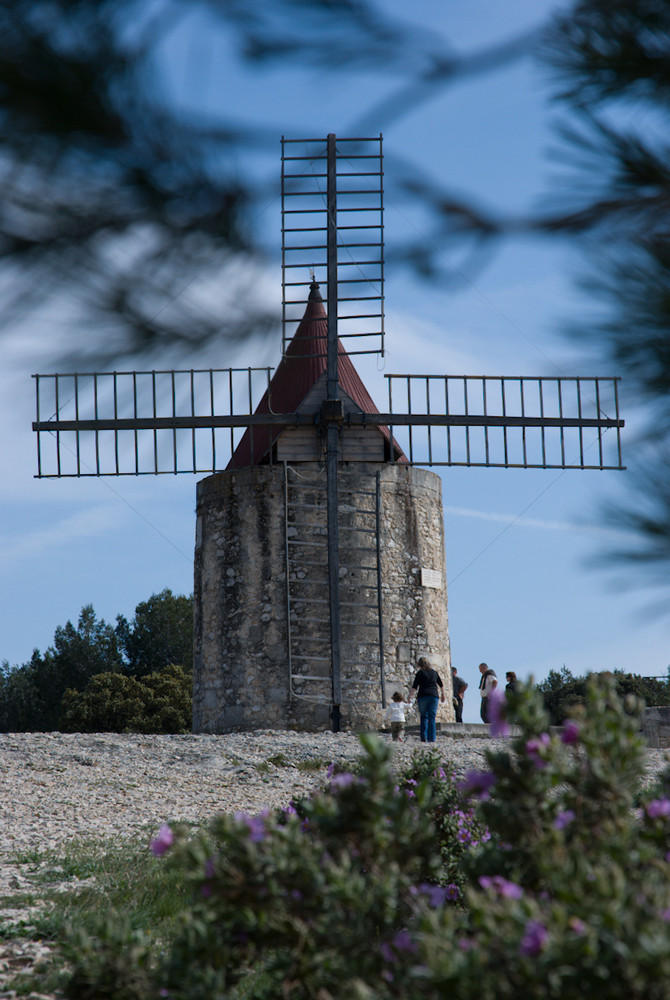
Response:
[[386, 691, 406, 742]]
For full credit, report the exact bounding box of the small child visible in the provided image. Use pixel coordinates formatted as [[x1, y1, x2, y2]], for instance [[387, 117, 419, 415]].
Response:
[[386, 691, 406, 742]]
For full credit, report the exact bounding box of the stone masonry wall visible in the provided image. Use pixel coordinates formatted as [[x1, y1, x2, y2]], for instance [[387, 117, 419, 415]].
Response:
[[193, 463, 452, 732], [377, 464, 452, 728]]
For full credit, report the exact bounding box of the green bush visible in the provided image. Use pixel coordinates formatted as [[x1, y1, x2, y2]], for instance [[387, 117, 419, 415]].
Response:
[[60, 677, 670, 999], [59, 664, 192, 734], [537, 665, 670, 724]]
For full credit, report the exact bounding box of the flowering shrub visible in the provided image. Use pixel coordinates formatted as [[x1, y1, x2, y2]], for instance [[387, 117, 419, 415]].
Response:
[[62, 677, 670, 1000]]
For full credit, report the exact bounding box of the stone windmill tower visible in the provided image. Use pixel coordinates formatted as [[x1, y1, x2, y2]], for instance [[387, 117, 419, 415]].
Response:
[[193, 277, 451, 733], [32, 133, 624, 734]]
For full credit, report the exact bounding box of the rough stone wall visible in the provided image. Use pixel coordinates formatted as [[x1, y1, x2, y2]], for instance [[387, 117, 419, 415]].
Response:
[[193, 467, 290, 733], [193, 462, 452, 732], [377, 464, 452, 727], [642, 706, 670, 748]]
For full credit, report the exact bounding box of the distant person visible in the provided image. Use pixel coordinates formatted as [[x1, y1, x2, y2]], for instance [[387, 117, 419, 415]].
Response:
[[385, 691, 406, 742], [451, 666, 468, 723], [478, 662, 498, 723], [506, 671, 517, 693], [409, 656, 446, 743]]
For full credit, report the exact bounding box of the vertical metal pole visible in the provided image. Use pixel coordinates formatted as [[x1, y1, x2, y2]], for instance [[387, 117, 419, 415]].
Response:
[[74, 373, 81, 476], [283, 462, 294, 697], [94, 374, 100, 476], [55, 376, 61, 477], [326, 132, 342, 732], [210, 370, 216, 471], [595, 378, 603, 468], [614, 378, 623, 469], [378, 134, 385, 359], [190, 370, 196, 473], [376, 471, 386, 709], [576, 378, 584, 468], [114, 372, 120, 475], [35, 377, 43, 478], [520, 378, 527, 467], [501, 378, 509, 468], [133, 372, 139, 475]]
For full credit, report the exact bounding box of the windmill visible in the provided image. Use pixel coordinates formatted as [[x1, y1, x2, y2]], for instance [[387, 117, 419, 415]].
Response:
[[32, 134, 624, 733]]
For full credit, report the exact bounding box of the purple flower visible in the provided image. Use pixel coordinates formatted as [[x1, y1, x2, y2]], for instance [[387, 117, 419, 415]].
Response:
[[478, 875, 523, 899], [458, 937, 473, 952], [380, 929, 416, 963], [553, 809, 576, 830], [235, 810, 269, 842], [568, 917, 586, 935], [392, 930, 415, 952], [525, 733, 551, 769], [459, 770, 497, 799], [488, 686, 510, 738], [646, 797, 670, 819], [445, 883, 461, 901], [326, 762, 336, 779], [661, 909, 670, 923], [330, 772, 356, 789], [415, 882, 450, 907], [201, 882, 212, 898], [150, 823, 174, 857], [434, 767, 447, 780], [519, 919, 548, 957], [561, 721, 580, 745]]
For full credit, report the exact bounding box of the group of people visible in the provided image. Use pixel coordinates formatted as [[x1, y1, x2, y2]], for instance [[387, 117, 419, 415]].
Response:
[[385, 658, 518, 743]]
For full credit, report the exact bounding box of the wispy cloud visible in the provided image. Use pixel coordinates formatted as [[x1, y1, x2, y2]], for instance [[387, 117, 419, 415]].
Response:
[[443, 504, 631, 539], [0, 506, 123, 569]]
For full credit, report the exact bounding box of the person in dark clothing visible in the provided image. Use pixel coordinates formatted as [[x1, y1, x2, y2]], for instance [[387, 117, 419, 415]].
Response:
[[451, 666, 468, 723], [409, 656, 445, 742], [505, 671, 517, 693]]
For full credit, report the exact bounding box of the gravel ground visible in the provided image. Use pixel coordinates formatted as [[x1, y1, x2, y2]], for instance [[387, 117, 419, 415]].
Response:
[[1, 729, 668, 859]]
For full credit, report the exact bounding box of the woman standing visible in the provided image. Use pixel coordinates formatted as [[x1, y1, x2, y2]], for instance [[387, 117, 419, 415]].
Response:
[[409, 656, 446, 743]]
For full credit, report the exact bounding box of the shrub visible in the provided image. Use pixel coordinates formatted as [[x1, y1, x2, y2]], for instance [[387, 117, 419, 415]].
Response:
[[537, 665, 670, 724], [60, 677, 670, 999], [60, 664, 192, 733]]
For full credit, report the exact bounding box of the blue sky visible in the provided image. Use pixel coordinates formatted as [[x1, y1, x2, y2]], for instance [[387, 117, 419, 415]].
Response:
[[1, 0, 668, 723]]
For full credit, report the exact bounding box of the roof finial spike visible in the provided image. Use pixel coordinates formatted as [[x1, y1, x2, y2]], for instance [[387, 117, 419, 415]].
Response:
[[308, 269, 322, 301]]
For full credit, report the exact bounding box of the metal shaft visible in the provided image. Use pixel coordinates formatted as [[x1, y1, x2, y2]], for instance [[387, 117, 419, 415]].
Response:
[[325, 133, 342, 732]]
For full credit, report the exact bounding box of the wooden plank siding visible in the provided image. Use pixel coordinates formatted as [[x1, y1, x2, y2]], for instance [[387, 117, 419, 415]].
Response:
[[276, 425, 385, 463]]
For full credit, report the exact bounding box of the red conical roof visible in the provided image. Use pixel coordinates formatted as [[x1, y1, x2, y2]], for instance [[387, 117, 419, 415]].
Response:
[[227, 282, 404, 469]]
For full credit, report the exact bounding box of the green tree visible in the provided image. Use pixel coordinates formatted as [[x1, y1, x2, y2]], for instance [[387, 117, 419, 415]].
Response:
[[119, 589, 193, 678], [537, 666, 670, 724], [541, 0, 670, 581], [0, 606, 124, 731], [0, 653, 45, 731], [535, 666, 585, 725], [0, 591, 193, 731]]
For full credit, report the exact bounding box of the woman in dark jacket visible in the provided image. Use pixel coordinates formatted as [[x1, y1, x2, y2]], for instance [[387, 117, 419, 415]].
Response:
[[409, 656, 445, 743]]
